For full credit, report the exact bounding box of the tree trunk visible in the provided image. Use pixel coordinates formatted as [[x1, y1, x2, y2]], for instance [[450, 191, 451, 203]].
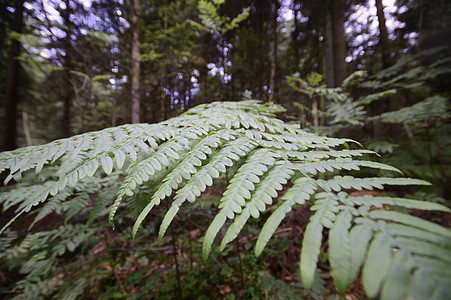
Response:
[[160, 88, 166, 121], [131, 0, 141, 123], [332, 0, 346, 86], [268, 0, 278, 102], [325, 6, 335, 88], [292, 2, 300, 73], [160, 2, 168, 121], [22, 110, 32, 146], [375, 0, 391, 67], [3, 0, 24, 151], [62, 0, 73, 137]]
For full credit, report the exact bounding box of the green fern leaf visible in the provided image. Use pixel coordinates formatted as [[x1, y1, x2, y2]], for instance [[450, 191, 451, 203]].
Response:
[[220, 164, 294, 250], [203, 149, 277, 258], [158, 136, 257, 241], [329, 210, 353, 293], [254, 177, 316, 257], [349, 222, 374, 282], [362, 232, 394, 298], [380, 250, 413, 300], [300, 213, 323, 290], [369, 210, 451, 238]]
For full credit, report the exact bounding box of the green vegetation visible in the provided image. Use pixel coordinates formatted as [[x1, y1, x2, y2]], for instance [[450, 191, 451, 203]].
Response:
[[1, 101, 450, 299]]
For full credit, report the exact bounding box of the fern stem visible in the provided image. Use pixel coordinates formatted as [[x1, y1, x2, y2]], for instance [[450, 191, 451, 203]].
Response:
[[235, 239, 246, 290], [170, 226, 183, 299], [188, 234, 194, 270]]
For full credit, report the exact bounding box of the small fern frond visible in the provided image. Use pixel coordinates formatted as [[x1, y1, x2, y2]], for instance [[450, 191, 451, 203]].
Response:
[[158, 136, 257, 240], [293, 158, 402, 175], [202, 148, 278, 259], [328, 210, 353, 293], [220, 164, 295, 250], [300, 193, 339, 288], [29, 188, 73, 228], [319, 175, 429, 192], [255, 177, 317, 256]]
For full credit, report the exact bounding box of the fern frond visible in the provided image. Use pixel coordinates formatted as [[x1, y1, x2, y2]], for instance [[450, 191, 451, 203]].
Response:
[[203, 148, 278, 259], [319, 175, 429, 192], [300, 193, 342, 288], [347, 195, 451, 211], [29, 188, 73, 228], [254, 176, 317, 256], [1, 100, 449, 300], [158, 136, 257, 240], [220, 164, 295, 250], [293, 158, 402, 175], [328, 210, 353, 293]]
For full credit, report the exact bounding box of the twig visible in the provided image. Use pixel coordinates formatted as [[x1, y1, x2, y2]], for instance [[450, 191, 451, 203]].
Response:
[[113, 246, 196, 252]]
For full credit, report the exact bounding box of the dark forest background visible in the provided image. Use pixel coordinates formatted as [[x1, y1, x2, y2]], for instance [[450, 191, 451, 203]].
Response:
[[2, 0, 450, 197]]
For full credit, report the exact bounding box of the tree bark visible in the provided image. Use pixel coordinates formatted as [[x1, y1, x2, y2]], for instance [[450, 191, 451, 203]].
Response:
[[292, 2, 300, 73], [61, 0, 73, 137], [131, 0, 141, 123], [22, 110, 32, 146], [375, 0, 392, 67], [3, 0, 24, 151], [325, 6, 335, 88], [332, 0, 346, 86], [269, 0, 278, 102]]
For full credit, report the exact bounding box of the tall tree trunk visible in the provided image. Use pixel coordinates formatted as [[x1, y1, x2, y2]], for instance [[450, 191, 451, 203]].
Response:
[[268, 0, 278, 102], [332, 0, 346, 86], [160, 2, 168, 121], [325, 6, 335, 88], [131, 0, 141, 123], [375, 0, 400, 139], [375, 0, 391, 67], [22, 110, 32, 146], [160, 86, 167, 121], [292, 2, 300, 73], [3, 0, 24, 151], [62, 0, 73, 137]]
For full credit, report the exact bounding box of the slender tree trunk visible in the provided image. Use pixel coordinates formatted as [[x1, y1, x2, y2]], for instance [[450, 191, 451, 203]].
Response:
[[325, 7, 335, 88], [62, 0, 73, 137], [375, 0, 400, 138], [131, 0, 141, 123], [312, 97, 319, 127], [160, 90, 166, 121], [3, 0, 24, 151], [269, 0, 278, 102], [112, 98, 117, 126], [332, 0, 346, 86], [159, 4, 168, 122], [375, 0, 391, 67], [292, 3, 300, 73], [416, 0, 424, 51], [22, 111, 32, 146]]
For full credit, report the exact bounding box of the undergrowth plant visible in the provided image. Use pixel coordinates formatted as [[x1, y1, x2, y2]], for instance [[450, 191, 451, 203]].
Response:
[[287, 48, 451, 198], [1, 100, 450, 299]]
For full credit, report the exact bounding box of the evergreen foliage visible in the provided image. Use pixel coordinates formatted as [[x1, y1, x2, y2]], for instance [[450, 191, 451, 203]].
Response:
[[1, 100, 450, 299]]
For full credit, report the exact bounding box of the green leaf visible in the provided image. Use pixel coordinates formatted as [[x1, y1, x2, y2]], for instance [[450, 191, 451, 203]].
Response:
[[381, 251, 413, 300], [370, 210, 451, 238], [132, 202, 156, 239], [349, 223, 373, 281], [255, 200, 293, 257], [202, 211, 227, 260], [362, 232, 394, 298], [329, 211, 353, 293], [300, 215, 323, 289]]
